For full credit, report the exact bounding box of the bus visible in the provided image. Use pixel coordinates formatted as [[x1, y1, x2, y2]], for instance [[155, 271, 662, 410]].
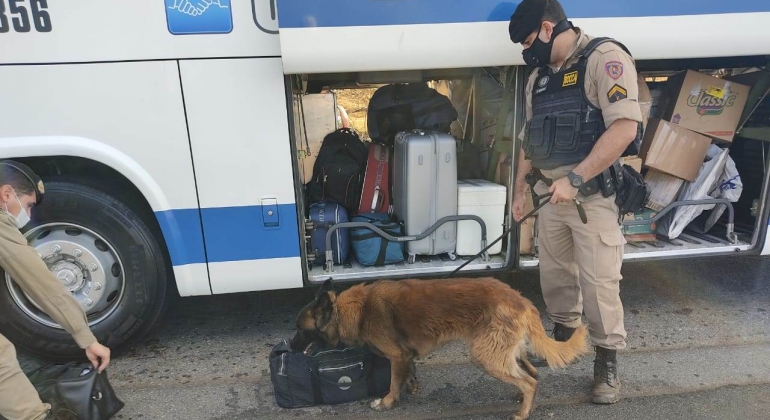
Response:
[[1, 0, 769, 359]]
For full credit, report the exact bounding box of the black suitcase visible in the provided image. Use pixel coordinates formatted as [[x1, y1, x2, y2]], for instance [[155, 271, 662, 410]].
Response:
[[269, 339, 391, 408]]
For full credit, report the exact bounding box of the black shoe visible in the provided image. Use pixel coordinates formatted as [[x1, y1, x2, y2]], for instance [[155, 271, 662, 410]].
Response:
[[553, 323, 576, 342], [592, 346, 621, 404], [45, 409, 78, 420], [530, 323, 576, 367]]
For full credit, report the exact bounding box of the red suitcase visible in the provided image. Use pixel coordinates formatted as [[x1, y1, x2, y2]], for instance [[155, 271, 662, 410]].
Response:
[[357, 143, 391, 214]]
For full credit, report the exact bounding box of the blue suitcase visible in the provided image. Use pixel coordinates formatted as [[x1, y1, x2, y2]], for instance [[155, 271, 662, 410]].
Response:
[[309, 202, 350, 266]]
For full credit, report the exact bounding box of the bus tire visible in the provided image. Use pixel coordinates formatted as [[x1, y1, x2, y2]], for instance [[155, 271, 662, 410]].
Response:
[[0, 180, 169, 361]]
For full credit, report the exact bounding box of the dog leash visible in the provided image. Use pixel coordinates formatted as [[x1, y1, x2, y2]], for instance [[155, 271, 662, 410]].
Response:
[[447, 191, 588, 277]]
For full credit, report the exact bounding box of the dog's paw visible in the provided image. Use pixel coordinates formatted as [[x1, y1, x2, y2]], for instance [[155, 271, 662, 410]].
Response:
[[405, 377, 420, 395], [370, 397, 396, 411], [370, 398, 384, 411]]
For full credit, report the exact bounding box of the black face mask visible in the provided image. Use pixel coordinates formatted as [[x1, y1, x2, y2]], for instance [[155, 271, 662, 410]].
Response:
[[522, 20, 574, 68]]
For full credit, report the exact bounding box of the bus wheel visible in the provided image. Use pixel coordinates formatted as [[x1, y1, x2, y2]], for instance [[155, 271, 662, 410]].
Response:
[[0, 180, 170, 361]]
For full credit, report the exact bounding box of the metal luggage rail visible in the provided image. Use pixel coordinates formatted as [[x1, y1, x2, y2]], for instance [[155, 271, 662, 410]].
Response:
[[324, 215, 488, 273], [622, 198, 738, 244]]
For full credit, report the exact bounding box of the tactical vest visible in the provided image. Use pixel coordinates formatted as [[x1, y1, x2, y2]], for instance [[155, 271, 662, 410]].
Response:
[[523, 37, 639, 170]]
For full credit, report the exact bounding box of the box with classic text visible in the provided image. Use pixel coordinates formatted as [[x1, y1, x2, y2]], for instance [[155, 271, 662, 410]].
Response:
[[658, 70, 750, 143]]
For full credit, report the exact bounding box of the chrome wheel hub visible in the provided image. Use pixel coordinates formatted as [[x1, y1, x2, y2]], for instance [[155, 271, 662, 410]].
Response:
[[5, 223, 125, 329]]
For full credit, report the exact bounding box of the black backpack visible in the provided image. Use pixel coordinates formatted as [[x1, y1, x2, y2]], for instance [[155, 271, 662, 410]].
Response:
[[305, 128, 369, 212]]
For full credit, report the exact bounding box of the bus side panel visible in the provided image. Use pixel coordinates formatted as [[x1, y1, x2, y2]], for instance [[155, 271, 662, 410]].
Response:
[[179, 58, 304, 294], [275, 0, 770, 74], [0, 61, 211, 296], [0, 0, 280, 65]]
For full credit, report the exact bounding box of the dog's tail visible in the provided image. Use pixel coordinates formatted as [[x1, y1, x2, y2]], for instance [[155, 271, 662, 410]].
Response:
[[525, 307, 590, 369]]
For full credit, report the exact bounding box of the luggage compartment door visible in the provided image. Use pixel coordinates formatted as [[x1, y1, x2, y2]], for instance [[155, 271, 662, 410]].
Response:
[[180, 57, 303, 294]]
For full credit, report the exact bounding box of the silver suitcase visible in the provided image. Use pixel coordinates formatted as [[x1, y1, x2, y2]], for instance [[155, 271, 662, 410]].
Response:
[[393, 130, 458, 262]]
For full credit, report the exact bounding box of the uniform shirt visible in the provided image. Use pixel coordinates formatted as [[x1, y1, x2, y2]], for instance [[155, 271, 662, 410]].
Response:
[[519, 28, 643, 180], [0, 211, 97, 349]]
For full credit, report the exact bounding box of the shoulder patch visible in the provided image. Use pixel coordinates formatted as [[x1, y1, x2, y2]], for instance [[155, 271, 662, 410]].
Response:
[[605, 61, 624, 80], [607, 84, 628, 103]]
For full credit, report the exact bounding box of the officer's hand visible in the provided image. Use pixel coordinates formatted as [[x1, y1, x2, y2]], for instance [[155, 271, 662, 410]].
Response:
[[549, 177, 579, 204], [85, 342, 111, 373], [512, 191, 527, 222]]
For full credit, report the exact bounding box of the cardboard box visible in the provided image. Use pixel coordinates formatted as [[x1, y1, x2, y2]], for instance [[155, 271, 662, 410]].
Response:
[[494, 154, 537, 255], [637, 76, 652, 132], [623, 208, 658, 242], [619, 155, 643, 173], [658, 70, 751, 143], [644, 170, 685, 212], [639, 119, 712, 182]]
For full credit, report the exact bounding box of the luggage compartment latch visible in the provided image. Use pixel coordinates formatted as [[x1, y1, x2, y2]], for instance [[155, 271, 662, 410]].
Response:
[[261, 198, 280, 228]]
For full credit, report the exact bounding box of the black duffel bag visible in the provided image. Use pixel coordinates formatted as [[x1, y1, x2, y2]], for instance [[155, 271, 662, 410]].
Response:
[[26, 362, 124, 420], [269, 339, 391, 408]]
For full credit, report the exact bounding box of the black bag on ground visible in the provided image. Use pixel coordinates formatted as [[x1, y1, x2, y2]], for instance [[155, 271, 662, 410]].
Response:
[[269, 339, 391, 408], [304, 128, 369, 212], [367, 83, 458, 146], [27, 362, 124, 420]]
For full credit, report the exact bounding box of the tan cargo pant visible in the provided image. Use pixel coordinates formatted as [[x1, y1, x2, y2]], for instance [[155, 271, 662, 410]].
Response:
[[534, 180, 628, 350], [0, 334, 49, 420]]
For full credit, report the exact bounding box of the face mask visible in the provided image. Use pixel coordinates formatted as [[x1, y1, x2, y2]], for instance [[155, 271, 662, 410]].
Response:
[[4, 190, 30, 229], [522, 20, 574, 68]]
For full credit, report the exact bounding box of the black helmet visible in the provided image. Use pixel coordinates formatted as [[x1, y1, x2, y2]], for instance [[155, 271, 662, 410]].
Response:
[[0, 160, 45, 205]]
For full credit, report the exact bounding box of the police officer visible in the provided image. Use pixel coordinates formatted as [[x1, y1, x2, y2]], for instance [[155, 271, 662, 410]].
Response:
[[0, 160, 111, 420], [508, 0, 643, 404]]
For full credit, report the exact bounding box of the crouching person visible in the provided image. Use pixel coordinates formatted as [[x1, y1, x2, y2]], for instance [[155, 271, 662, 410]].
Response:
[[0, 160, 111, 420]]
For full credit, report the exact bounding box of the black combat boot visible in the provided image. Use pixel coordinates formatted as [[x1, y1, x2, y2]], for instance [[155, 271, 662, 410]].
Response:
[[530, 323, 576, 367], [592, 346, 621, 404]]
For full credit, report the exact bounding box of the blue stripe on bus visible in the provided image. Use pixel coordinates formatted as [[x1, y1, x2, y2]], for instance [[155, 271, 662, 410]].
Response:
[[155, 208, 208, 266], [155, 204, 301, 266], [276, 0, 770, 29], [199, 204, 301, 263]]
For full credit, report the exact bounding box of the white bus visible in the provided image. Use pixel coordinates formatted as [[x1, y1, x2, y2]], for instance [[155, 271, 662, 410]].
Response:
[[1, 0, 769, 359]]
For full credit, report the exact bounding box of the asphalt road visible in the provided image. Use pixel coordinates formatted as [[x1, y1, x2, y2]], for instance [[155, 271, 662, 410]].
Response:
[[19, 254, 770, 419]]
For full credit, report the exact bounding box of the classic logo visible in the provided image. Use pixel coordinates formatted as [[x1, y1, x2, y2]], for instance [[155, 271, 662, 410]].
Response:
[[562, 71, 578, 87], [538, 76, 550, 88], [687, 90, 738, 116]]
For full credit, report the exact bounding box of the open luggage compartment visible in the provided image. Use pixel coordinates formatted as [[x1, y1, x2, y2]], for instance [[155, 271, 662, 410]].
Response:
[[289, 68, 522, 282], [288, 57, 770, 283]]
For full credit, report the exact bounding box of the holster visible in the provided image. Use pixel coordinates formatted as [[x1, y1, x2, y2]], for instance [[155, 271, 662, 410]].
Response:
[[612, 163, 649, 215]]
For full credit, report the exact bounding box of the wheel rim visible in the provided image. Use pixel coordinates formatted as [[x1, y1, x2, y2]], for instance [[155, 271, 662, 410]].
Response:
[[5, 223, 126, 329]]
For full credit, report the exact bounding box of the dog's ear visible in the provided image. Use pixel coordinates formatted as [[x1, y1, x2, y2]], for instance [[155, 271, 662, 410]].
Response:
[[315, 279, 337, 300], [315, 279, 335, 300], [314, 289, 334, 329]]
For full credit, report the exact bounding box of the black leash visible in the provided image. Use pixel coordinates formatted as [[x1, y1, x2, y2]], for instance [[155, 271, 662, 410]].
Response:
[[447, 191, 588, 277]]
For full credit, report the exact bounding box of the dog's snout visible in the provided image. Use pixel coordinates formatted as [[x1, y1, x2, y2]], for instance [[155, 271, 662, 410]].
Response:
[[289, 329, 310, 353]]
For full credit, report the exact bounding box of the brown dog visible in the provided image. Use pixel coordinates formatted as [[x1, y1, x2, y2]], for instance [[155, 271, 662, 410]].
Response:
[[289, 277, 589, 420]]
